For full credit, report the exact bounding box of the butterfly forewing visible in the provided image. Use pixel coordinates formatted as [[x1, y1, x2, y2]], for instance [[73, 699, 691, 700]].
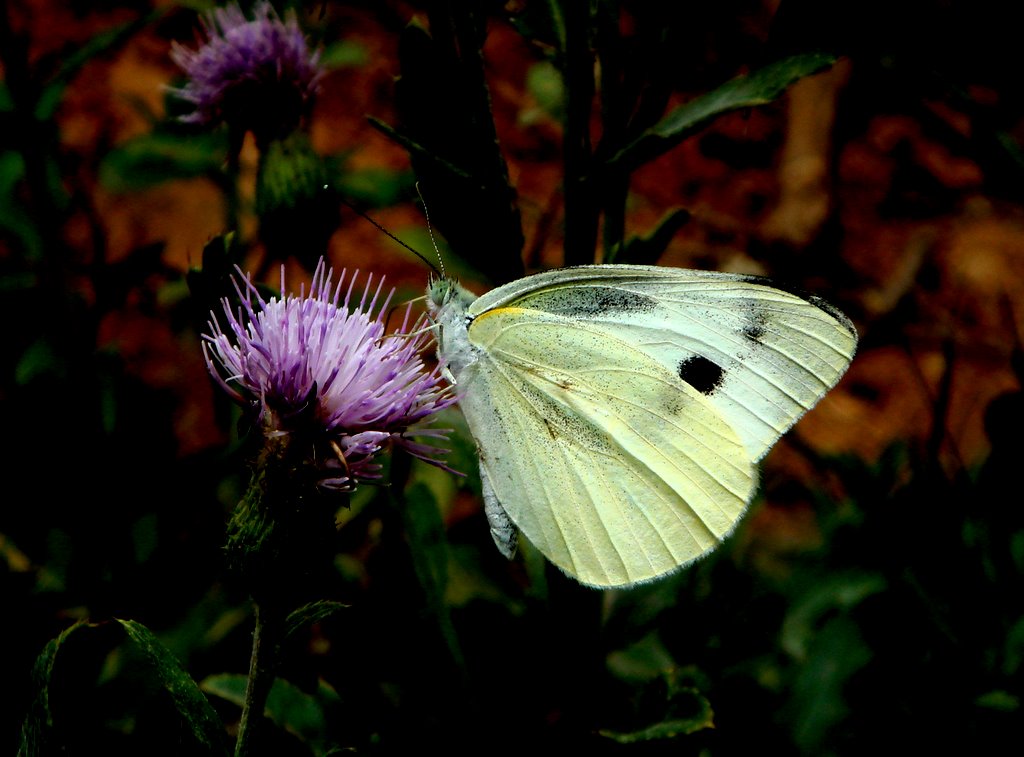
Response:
[[477, 266, 857, 462]]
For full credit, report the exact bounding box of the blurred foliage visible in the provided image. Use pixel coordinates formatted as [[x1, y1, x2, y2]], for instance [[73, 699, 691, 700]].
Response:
[[99, 129, 229, 192], [384, 6, 527, 284], [2, 0, 1024, 755]]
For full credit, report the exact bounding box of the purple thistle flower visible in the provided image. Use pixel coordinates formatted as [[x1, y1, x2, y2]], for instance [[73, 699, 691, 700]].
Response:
[[203, 260, 458, 489], [170, 1, 323, 144]]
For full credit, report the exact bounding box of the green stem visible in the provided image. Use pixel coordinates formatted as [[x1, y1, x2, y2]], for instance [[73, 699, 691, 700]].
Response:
[[225, 432, 338, 754], [234, 602, 281, 757]]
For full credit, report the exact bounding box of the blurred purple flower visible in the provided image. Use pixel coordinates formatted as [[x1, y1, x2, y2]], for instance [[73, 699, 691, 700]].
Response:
[[203, 260, 458, 489], [170, 1, 323, 144]]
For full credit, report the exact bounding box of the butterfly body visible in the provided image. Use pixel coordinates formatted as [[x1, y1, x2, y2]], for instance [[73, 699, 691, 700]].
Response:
[[427, 265, 857, 589]]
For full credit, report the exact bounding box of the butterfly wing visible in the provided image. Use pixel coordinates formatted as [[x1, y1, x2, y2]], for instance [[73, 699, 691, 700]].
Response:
[[457, 305, 758, 588], [469, 265, 857, 463], [436, 264, 857, 587]]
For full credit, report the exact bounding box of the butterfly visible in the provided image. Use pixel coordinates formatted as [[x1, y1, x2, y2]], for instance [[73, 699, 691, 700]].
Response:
[[427, 264, 857, 589]]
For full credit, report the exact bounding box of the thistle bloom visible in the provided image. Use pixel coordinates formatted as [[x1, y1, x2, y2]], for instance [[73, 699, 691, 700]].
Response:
[[203, 261, 458, 489], [170, 1, 323, 144]]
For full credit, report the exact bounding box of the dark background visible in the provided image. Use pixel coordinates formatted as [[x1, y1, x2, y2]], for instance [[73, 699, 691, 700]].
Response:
[[2, 1, 1023, 754]]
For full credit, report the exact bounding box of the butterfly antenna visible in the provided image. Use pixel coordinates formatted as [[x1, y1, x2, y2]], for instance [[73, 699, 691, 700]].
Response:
[[415, 182, 446, 280], [336, 191, 442, 278]]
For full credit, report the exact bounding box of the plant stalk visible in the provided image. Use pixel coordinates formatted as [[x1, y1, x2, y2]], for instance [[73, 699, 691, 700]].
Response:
[[234, 602, 281, 757]]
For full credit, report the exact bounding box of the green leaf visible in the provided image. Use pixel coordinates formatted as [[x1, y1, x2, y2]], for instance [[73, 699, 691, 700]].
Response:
[[0, 151, 44, 259], [0, 271, 37, 293], [401, 482, 464, 669], [131, 513, 159, 565], [319, 39, 370, 69], [263, 678, 329, 747], [20, 620, 228, 755], [18, 621, 91, 756], [599, 712, 712, 743], [1011, 530, 1024, 575], [33, 84, 67, 124], [366, 117, 473, 181], [388, 15, 525, 283], [611, 52, 837, 172], [606, 631, 676, 682], [609, 208, 692, 265], [781, 571, 886, 661], [200, 673, 247, 706], [599, 668, 715, 743], [788, 615, 872, 752], [15, 338, 66, 385], [187, 232, 243, 297], [1003, 614, 1024, 676], [976, 690, 1020, 712], [332, 164, 414, 207], [99, 130, 227, 192], [201, 674, 339, 752], [522, 60, 566, 125], [284, 600, 349, 643], [33, 12, 163, 122], [507, 0, 567, 55], [47, 12, 164, 92], [404, 484, 449, 592], [114, 619, 229, 755], [0, 150, 26, 195]]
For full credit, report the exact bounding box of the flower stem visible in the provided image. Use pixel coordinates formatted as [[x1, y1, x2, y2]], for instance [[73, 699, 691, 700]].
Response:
[[234, 602, 281, 757]]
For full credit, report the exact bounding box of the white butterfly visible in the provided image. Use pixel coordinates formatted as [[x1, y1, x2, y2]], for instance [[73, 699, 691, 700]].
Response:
[[427, 264, 857, 589]]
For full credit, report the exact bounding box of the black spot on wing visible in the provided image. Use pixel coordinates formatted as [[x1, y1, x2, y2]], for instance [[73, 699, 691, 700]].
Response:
[[523, 286, 657, 318], [742, 305, 767, 343], [736, 274, 856, 336], [677, 355, 724, 395], [808, 295, 857, 336]]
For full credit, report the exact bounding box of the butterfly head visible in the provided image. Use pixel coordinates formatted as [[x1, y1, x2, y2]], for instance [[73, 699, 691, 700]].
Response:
[[426, 276, 452, 310], [426, 276, 476, 315], [425, 276, 479, 382]]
